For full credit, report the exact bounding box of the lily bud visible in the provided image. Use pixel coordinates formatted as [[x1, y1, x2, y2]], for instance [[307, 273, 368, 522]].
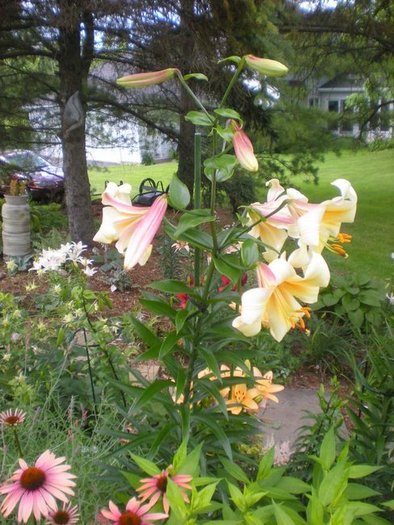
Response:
[[232, 121, 258, 172], [244, 55, 288, 77], [117, 68, 178, 88]]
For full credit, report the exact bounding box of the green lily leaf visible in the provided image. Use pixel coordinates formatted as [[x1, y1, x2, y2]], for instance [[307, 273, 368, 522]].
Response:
[[174, 208, 215, 236], [204, 154, 237, 183], [185, 110, 214, 126], [183, 73, 209, 81], [214, 108, 242, 120], [168, 174, 190, 210], [218, 55, 241, 65], [241, 239, 259, 268]]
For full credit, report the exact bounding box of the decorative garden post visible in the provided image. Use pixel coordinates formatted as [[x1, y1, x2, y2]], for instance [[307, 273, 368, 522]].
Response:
[[1, 193, 32, 259]]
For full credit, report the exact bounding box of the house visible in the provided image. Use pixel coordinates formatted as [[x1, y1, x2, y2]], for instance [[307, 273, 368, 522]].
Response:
[[31, 61, 177, 167], [304, 74, 393, 140]]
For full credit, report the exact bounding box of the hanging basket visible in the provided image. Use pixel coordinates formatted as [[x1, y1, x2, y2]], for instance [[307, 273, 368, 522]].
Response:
[[1, 194, 32, 259]]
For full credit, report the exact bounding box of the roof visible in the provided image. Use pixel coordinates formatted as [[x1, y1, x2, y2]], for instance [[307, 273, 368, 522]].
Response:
[[318, 74, 364, 90]]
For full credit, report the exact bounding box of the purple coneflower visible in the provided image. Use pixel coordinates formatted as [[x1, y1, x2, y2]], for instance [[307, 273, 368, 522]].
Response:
[[46, 502, 79, 524], [0, 450, 76, 523], [0, 408, 26, 427], [101, 497, 167, 525], [137, 468, 192, 514]]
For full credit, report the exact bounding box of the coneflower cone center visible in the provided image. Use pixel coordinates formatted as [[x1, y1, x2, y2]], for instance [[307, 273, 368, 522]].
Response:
[[20, 467, 46, 490], [119, 512, 141, 525], [156, 474, 168, 493], [52, 510, 71, 524], [5, 415, 20, 425]]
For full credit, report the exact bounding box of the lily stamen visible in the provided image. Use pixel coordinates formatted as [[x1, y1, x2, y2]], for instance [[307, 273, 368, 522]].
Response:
[[330, 243, 348, 257], [337, 232, 352, 244]]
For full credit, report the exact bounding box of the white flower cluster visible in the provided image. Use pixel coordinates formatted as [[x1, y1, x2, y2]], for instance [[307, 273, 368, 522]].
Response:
[[30, 242, 97, 276]]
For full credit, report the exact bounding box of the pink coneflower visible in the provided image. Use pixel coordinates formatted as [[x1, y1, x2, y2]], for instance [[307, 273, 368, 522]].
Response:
[[0, 450, 76, 523], [0, 408, 26, 427], [137, 468, 192, 514], [101, 497, 167, 525], [46, 502, 79, 524]]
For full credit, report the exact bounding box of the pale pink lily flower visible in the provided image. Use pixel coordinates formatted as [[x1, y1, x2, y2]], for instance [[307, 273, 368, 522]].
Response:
[[248, 179, 295, 254], [137, 468, 192, 514], [232, 252, 330, 341], [244, 55, 288, 77], [232, 121, 258, 172], [101, 497, 167, 525], [117, 68, 178, 88], [93, 182, 167, 269], [0, 450, 76, 523], [252, 178, 357, 253]]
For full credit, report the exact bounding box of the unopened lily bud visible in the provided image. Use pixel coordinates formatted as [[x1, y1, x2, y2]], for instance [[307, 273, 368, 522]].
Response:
[[244, 55, 288, 77], [117, 68, 178, 88], [232, 121, 258, 172]]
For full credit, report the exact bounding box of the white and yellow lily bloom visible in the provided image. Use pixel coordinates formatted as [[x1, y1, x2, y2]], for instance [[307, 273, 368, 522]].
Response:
[[232, 252, 330, 342], [297, 178, 357, 250], [93, 182, 167, 269]]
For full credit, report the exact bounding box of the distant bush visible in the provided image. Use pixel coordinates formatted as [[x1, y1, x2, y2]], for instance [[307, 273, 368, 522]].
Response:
[[141, 151, 155, 165]]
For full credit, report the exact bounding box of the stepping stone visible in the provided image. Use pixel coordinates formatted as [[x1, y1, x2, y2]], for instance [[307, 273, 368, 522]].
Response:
[[259, 388, 324, 462]]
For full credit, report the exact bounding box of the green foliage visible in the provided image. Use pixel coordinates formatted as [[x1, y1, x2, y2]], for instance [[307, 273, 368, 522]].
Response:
[[156, 233, 187, 280], [95, 248, 134, 292], [314, 272, 385, 332], [0, 267, 132, 411], [141, 151, 155, 165], [221, 170, 262, 214], [368, 137, 394, 152], [347, 331, 394, 501], [0, 398, 120, 525], [30, 202, 68, 233], [118, 432, 389, 524]]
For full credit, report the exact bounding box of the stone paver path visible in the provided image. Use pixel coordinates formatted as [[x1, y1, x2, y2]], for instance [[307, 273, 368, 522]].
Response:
[[260, 388, 323, 457]]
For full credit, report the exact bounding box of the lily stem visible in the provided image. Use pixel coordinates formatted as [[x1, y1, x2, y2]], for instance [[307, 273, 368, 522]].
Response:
[[219, 58, 246, 109], [194, 132, 202, 287]]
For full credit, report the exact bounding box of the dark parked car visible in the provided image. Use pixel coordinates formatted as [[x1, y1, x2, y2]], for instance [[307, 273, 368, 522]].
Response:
[[0, 150, 64, 203]]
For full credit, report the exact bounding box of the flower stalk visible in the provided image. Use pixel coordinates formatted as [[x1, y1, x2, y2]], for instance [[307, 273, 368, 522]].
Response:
[[194, 132, 202, 287]]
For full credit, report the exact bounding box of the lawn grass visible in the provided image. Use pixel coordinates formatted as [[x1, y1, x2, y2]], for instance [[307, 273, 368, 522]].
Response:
[[89, 161, 177, 198], [89, 149, 393, 281]]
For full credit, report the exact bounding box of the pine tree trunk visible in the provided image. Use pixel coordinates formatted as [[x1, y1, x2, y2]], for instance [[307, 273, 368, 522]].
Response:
[[176, 0, 197, 197], [177, 89, 196, 196], [58, 8, 94, 244]]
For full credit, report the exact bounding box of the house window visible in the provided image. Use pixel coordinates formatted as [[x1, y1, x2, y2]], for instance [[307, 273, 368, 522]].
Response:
[[328, 100, 339, 112]]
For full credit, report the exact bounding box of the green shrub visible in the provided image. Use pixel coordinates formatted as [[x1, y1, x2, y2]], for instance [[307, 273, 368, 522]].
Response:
[[314, 272, 385, 332]]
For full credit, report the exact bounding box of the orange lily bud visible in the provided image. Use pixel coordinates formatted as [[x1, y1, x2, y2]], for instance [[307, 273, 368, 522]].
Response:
[[232, 121, 258, 172], [117, 68, 178, 88], [244, 55, 288, 77]]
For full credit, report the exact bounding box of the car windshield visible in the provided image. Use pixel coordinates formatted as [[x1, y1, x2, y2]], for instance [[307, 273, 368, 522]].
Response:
[[5, 152, 49, 170]]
